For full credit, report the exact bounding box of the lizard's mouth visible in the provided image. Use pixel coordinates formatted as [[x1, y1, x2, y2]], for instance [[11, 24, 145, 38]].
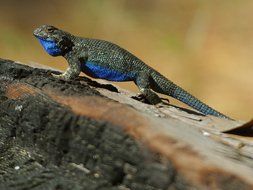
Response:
[[33, 32, 47, 40], [34, 34, 41, 39], [34, 34, 55, 43], [34, 35, 47, 40], [33, 28, 42, 38]]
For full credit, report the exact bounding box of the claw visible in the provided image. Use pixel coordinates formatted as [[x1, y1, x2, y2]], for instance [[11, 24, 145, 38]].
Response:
[[161, 97, 170, 104], [132, 93, 149, 103], [155, 102, 164, 108]]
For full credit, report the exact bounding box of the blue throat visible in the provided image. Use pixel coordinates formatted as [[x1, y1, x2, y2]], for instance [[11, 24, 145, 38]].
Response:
[[37, 37, 62, 56], [82, 62, 136, 82]]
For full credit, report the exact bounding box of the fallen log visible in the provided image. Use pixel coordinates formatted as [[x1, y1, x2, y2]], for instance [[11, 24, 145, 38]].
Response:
[[0, 58, 253, 190]]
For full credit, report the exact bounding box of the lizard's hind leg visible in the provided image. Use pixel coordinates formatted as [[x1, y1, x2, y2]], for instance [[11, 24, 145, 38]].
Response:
[[135, 72, 162, 105]]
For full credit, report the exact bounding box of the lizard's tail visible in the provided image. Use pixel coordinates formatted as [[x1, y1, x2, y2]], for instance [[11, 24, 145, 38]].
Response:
[[169, 85, 229, 119], [151, 72, 230, 119]]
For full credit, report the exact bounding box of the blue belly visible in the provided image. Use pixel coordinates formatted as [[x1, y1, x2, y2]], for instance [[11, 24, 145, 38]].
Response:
[[81, 62, 135, 81]]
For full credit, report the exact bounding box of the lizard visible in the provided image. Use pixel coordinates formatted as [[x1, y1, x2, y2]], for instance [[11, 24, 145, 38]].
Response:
[[33, 24, 230, 119]]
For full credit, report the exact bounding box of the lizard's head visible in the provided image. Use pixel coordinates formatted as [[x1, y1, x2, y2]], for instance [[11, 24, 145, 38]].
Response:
[[33, 25, 73, 56]]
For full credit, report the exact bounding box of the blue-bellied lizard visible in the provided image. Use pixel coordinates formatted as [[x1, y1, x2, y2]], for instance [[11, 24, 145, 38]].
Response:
[[33, 25, 230, 119]]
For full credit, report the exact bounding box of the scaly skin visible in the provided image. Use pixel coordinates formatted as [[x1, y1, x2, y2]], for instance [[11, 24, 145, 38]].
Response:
[[33, 25, 230, 119]]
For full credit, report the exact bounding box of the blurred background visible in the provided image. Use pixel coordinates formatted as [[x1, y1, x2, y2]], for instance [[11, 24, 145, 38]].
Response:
[[0, 0, 252, 120]]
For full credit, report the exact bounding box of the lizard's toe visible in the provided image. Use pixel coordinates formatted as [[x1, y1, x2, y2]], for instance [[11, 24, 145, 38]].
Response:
[[51, 73, 60, 78], [161, 97, 170, 104], [131, 93, 149, 103], [155, 102, 164, 108], [51, 73, 70, 81]]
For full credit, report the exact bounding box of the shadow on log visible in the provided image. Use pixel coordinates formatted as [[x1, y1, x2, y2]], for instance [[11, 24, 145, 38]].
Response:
[[0, 59, 253, 190]]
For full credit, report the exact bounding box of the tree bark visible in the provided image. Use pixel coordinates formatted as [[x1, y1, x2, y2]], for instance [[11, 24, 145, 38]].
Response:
[[0, 58, 252, 190]]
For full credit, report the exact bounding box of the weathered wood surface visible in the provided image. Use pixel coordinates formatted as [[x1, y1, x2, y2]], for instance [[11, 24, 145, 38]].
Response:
[[0, 58, 253, 190]]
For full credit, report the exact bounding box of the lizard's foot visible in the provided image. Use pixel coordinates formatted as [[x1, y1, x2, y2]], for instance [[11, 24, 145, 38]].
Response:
[[51, 73, 71, 81], [132, 93, 150, 103], [155, 102, 164, 108], [133, 90, 163, 105], [136, 87, 162, 105], [154, 98, 170, 108], [145, 92, 162, 105], [133, 94, 170, 107]]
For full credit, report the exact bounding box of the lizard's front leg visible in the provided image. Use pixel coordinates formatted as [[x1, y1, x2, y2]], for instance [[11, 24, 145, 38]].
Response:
[[52, 52, 84, 81], [51, 63, 80, 81]]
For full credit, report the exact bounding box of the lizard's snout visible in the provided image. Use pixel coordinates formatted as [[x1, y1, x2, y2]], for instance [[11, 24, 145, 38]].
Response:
[[33, 27, 46, 38], [33, 28, 41, 37]]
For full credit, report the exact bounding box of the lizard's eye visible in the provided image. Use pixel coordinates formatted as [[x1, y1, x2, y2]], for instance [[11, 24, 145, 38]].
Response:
[[47, 28, 54, 33]]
